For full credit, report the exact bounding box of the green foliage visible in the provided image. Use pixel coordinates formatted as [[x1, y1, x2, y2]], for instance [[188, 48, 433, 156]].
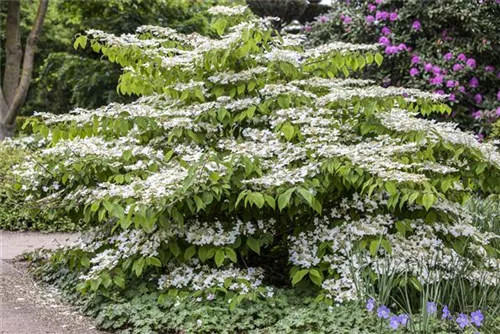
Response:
[[0, 144, 76, 231]]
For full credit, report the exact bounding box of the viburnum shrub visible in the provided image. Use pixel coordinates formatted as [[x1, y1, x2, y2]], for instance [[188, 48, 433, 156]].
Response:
[[16, 5, 500, 313], [306, 0, 500, 138]]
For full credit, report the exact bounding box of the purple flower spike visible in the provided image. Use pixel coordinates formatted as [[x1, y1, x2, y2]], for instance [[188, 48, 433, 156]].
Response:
[[389, 315, 400, 329], [457, 313, 469, 329], [378, 305, 391, 319], [471, 310, 484, 327], [366, 298, 375, 312], [412, 20, 421, 30], [427, 302, 437, 315], [442, 305, 451, 320], [469, 77, 479, 88]]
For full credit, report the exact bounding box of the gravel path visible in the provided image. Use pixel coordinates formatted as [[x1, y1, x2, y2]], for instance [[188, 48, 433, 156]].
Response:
[[0, 231, 105, 334]]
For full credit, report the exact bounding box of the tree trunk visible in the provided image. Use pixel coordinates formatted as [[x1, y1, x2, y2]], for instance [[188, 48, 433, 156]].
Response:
[[0, 0, 49, 140], [0, 122, 15, 141]]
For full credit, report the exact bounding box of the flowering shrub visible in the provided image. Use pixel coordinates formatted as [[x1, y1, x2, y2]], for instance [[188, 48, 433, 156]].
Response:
[[13, 4, 500, 331], [306, 0, 500, 137]]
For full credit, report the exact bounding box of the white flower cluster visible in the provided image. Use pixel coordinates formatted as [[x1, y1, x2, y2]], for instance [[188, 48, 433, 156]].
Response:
[[288, 194, 500, 303], [207, 67, 267, 84], [157, 264, 271, 297], [207, 5, 248, 16]]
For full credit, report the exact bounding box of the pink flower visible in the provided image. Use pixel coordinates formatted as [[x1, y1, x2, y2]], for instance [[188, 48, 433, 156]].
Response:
[[304, 25, 312, 32], [411, 55, 421, 64], [432, 66, 441, 75], [368, 3, 377, 12], [496, 107, 500, 116], [378, 36, 391, 46], [389, 12, 398, 21], [381, 26, 391, 35], [469, 77, 479, 88], [424, 63, 433, 72], [412, 20, 421, 30], [385, 46, 398, 55], [459, 86, 466, 93], [409, 68, 419, 76], [449, 93, 456, 101], [446, 80, 456, 88], [443, 52, 453, 61], [485, 65, 495, 72], [397, 43, 408, 51], [366, 15, 375, 24], [466, 58, 477, 68], [452, 63, 464, 71], [474, 93, 483, 104], [435, 89, 445, 95], [375, 0, 383, 4], [457, 53, 467, 61]]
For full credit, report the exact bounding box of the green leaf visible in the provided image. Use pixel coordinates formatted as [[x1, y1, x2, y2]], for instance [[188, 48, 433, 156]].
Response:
[[113, 275, 125, 289], [185, 246, 197, 260], [278, 187, 295, 211], [375, 53, 384, 66], [282, 122, 295, 140], [250, 192, 265, 208], [225, 248, 237, 263], [384, 181, 397, 195], [422, 193, 435, 211], [215, 249, 225, 267], [169, 243, 181, 257], [370, 240, 380, 257], [148, 257, 162, 267], [247, 237, 260, 255], [292, 269, 309, 285], [309, 269, 323, 286]]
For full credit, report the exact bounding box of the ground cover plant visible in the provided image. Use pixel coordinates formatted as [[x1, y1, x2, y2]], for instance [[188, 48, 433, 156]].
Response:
[[306, 0, 500, 138], [11, 4, 500, 333]]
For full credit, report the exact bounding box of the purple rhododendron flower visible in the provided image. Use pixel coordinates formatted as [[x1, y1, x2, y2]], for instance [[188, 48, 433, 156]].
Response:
[[343, 16, 353, 24], [389, 12, 398, 21], [436, 89, 445, 95], [442, 305, 451, 320], [389, 316, 400, 329], [430, 75, 443, 86], [432, 66, 441, 75], [472, 110, 482, 119], [471, 310, 484, 327], [496, 107, 500, 116], [459, 86, 466, 93], [304, 25, 312, 32], [409, 68, 419, 76], [366, 298, 375, 312], [497, 90, 500, 100], [449, 93, 456, 101], [466, 58, 477, 68], [444, 52, 453, 61], [446, 80, 456, 88], [453, 63, 464, 72], [366, 15, 375, 24], [457, 313, 469, 328], [412, 20, 421, 30], [378, 305, 391, 319], [424, 63, 433, 72], [397, 43, 407, 51], [469, 77, 479, 88], [485, 65, 495, 72], [319, 15, 329, 23], [385, 46, 398, 55], [381, 26, 391, 35], [375, 0, 383, 4], [474, 93, 483, 104], [411, 55, 421, 64], [376, 11, 389, 21], [457, 53, 467, 61], [378, 36, 391, 46], [368, 3, 376, 12]]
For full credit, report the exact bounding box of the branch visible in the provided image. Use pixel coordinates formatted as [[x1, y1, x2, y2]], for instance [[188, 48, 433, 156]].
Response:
[[5, 0, 50, 125], [2, 0, 22, 108]]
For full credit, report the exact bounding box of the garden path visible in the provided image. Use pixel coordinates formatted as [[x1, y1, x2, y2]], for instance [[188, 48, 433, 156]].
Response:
[[0, 231, 104, 334]]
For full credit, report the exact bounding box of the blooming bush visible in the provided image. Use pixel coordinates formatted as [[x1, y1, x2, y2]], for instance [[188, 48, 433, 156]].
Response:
[[13, 4, 500, 332], [306, 0, 500, 137]]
